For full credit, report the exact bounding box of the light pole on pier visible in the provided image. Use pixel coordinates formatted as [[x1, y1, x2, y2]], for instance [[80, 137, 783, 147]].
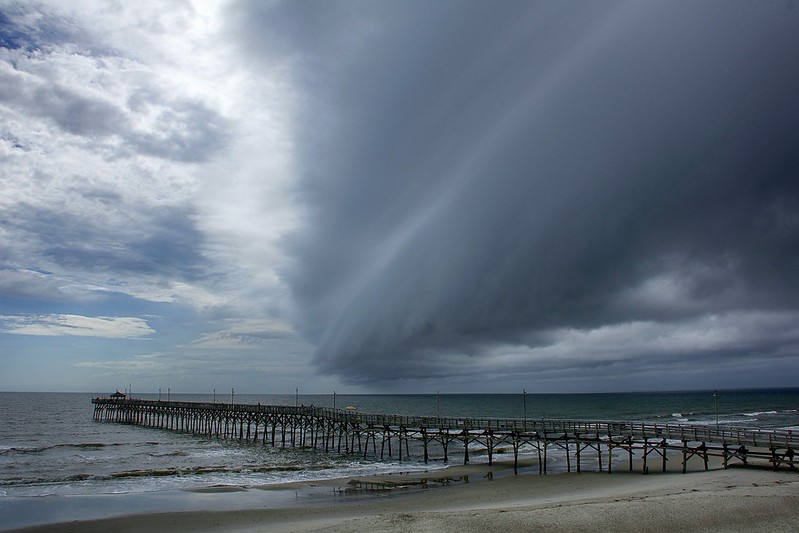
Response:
[[231, 388, 234, 405], [714, 390, 719, 429], [523, 389, 527, 426], [213, 389, 216, 403], [333, 390, 336, 410], [436, 391, 440, 420], [159, 388, 161, 401], [296, 387, 299, 407], [168, 388, 170, 402]]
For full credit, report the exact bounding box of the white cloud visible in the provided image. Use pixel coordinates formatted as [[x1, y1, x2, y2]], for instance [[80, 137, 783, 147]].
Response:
[[0, 0, 298, 318], [75, 358, 163, 372], [187, 318, 299, 350], [1, 314, 154, 338]]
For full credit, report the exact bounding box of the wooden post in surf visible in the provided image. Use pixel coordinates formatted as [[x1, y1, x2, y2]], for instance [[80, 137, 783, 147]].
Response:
[[536, 436, 543, 474], [462, 428, 469, 465], [597, 438, 603, 472], [682, 440, 688, 474], [397, 429, 402, 460], [608, 438, 612, 474], [628, 437, 633, 471], [565, 435, 571, 472], [722, 442, 728, 469], [487, 430, 493, 466], [542, 432, 548, 474]]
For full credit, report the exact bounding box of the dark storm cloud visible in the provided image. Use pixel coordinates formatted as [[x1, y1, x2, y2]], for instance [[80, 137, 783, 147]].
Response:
[[238, 1, 799, 385]]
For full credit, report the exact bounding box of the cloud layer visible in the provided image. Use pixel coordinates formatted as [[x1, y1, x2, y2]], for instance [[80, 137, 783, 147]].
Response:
[[1, 314, 154, 338], [1, 3, 222, 305], [253, 1, 799, 386], [0, 1, 311, 392]]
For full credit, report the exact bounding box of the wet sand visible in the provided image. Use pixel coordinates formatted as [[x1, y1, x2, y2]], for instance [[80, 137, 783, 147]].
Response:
[[8, 459, 799, 532]]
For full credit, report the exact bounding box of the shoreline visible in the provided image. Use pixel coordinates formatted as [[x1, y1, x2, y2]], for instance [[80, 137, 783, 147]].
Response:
[[7, 458, 799, 532]]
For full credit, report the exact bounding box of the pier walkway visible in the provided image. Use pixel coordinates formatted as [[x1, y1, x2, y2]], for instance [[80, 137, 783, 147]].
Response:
[[92, 398, 797, 474]]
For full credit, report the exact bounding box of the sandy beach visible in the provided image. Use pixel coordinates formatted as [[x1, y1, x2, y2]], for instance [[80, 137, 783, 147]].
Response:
[[10, 459, 799, 533]]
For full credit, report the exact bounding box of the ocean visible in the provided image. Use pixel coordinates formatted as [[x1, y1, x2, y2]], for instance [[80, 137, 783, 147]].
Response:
[[1, 389, 798, 528]]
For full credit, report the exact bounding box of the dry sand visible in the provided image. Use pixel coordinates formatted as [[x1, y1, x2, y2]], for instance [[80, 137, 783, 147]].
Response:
[[10, 461, 799, 532]]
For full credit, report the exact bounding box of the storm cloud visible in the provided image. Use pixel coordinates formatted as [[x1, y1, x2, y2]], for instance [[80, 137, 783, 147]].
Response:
[[234, 1, 799, 384]]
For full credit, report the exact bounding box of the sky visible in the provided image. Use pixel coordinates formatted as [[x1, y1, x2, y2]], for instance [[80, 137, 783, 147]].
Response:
[[1, 0, 798, 395]]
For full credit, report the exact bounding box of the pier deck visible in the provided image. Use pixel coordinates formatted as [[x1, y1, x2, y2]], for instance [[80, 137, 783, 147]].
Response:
[[92, 398, 797, 474]]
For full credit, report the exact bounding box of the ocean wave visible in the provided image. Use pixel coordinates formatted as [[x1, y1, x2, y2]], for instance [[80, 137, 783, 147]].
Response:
[[718, 418, 761, 425], [106, 464, 302, 479], [111, 469, 184, 478], [0, 442, 127, 455], [146, 451, 190, 458], [0, 446, 47, 455], [743, 411, 778, 417], [0, 473, 112, 486], [249, 464, 339, 473], [105, 459, 385, 481]]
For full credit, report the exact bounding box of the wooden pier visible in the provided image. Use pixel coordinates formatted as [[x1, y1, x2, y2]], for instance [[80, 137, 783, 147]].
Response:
[[92, 398, 798, 474]]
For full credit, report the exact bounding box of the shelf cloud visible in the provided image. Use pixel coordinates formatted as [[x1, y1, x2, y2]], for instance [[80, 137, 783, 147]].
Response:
[[253, 1, 799, 385]]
